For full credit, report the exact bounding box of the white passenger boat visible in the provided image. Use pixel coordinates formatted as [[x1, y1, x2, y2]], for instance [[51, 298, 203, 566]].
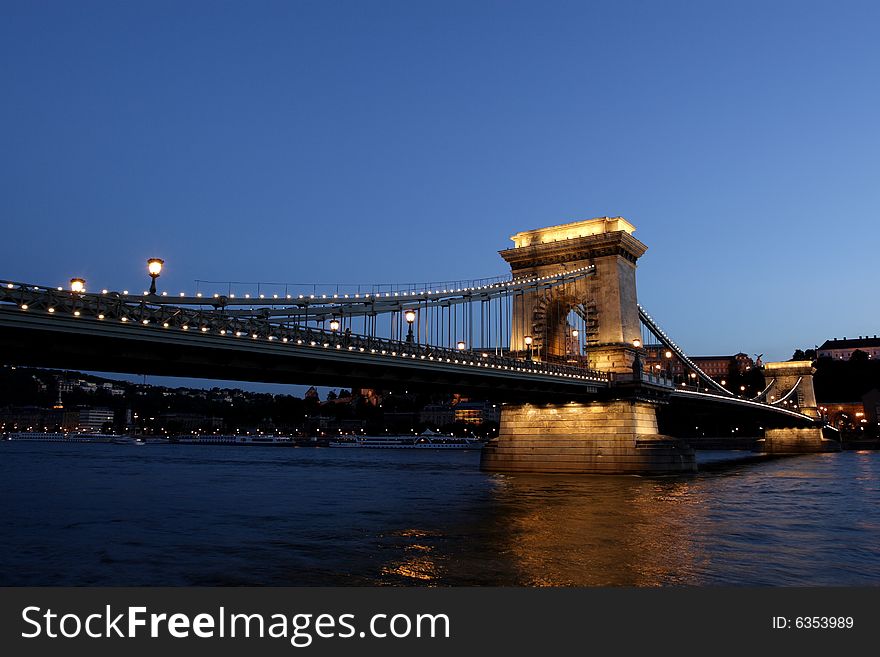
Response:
[[174, 435, 292, 446], [329, 430, 483, 449], [7, 432, 114, 443]]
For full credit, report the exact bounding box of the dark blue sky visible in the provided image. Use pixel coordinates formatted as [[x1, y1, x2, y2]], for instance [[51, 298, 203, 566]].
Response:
[[2, 0, 878, 392]]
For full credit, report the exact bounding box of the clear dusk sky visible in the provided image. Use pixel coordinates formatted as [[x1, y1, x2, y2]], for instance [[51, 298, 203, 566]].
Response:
[[2, 0, 878, 392]]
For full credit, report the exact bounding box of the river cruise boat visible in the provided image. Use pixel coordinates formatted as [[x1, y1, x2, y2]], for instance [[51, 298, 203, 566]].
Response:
[[174, 435, 292, 446], [7, 432, 115, 443], [329, 430, 483, 449]]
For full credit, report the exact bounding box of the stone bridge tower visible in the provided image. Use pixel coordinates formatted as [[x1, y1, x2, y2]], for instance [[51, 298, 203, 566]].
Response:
[[499, 216, 644, 373], [481, 217, 696, 475], [758, 361, 838, 453]]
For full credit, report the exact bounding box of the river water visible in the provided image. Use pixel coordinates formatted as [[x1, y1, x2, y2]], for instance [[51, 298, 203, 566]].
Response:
[[1, 442, 878, 586]]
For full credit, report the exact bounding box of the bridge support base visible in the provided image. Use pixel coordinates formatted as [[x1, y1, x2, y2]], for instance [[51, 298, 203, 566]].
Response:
[[757, 427, 840, 454], [480, 400, 696, 475]]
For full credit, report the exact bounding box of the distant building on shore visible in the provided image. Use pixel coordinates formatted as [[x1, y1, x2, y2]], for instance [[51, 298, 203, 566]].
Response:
[[817, 336, 880, 360], [0, 405, 79, 432], [77, 407, 115, 432], [453, 401, 500, 425], [643, 346, 753, 381]]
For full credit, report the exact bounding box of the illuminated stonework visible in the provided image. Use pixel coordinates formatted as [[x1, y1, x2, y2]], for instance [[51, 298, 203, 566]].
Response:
[[762, 360, 818, 417], [483, 217, 698, 475], [509, 217, 636, 249], [499, 217, 646, 371], [756, 360, 839, 454]]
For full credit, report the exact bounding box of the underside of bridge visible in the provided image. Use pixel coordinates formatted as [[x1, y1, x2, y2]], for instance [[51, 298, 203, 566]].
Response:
[[0, 315, 607, 404]]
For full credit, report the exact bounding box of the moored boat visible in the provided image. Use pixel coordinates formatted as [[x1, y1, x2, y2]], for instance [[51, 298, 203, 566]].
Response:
[[7, 432, 115, 443], [329, 430, 483, 449]]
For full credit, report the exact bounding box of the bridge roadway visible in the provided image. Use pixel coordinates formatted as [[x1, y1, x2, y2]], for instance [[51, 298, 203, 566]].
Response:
[[0, 307, 820, 429], [0, 306, 611, 403], [667, 387, 817, 428]]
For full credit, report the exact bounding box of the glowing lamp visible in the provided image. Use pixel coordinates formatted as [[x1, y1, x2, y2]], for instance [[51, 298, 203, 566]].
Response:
[[147, 258, 164, 295], [147, 258, 164, 276]]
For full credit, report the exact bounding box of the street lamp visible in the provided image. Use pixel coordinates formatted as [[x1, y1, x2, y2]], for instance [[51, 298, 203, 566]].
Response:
[[329, 318, 340, 332], [404, 308, 416, 343], [147, 258, 164, 295], [524, 335, 533, 361], [456, 340, 466, 351], [69, 278, 86, 293], [570, 328, 579, 359], [632, 338, 643, 378], [664, 349, 673, 380]]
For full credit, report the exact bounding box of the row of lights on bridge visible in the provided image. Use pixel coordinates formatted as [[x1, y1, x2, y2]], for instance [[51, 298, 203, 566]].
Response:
[[52, 267, 751, 396], [64, 262, 598, 303], [37, 267, 607, 382], [63, 261, 472, 356], [50, 271, 728, 389]]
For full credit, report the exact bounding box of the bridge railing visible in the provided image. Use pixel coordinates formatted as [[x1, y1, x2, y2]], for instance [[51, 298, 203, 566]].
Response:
[[191, 274, 516, 300], [0, 280, 611, 385], [283, 326, 610, 383]]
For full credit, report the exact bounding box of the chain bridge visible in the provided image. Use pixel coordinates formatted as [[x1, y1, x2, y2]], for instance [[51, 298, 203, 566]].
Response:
[[0, 217, 837, 473]]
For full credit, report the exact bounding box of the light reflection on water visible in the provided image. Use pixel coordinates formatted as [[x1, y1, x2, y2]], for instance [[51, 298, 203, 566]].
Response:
[[0, 443, 878, 586]]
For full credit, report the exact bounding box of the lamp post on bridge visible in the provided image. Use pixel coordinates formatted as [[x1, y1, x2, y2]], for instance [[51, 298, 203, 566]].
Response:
[[404, 308, 416, 344], [147, 258, 164, 296], [569, 328, 579, 364], [524, 335, 533, 361], [69, 278, 86, 293], [632, 338, 643, 380]]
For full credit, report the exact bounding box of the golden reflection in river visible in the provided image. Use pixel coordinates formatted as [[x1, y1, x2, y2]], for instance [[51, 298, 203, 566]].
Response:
[[380, 529, 441, 584], [489, 474, 710, 586]]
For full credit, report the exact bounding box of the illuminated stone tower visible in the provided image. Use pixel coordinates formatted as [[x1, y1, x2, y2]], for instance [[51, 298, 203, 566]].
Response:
[[757, 361, 838, 453], [499, 216, 644, 372], [481, 217, 696, 474]]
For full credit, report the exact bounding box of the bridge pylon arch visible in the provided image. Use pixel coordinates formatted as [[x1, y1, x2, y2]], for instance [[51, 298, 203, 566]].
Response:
[[757, 361, 839, 453], [481, 218, 696, 474], [499, 217, 644, 372]]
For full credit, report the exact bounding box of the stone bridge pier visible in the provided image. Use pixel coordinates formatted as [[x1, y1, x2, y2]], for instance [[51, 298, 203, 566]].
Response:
[[757, 361, 840, 453], [480, 218, 695, 474]]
